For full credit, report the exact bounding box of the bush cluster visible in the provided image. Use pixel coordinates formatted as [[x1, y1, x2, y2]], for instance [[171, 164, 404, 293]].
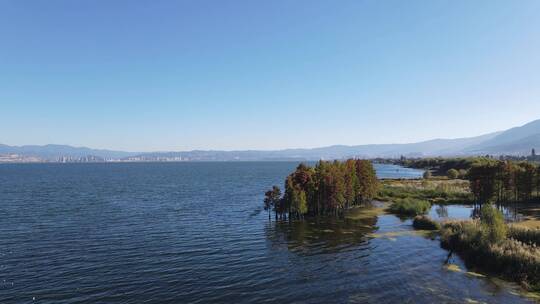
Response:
[[388, 198, 431, 216], [440, 205, 540, 290], [412, 215, 440, 230]]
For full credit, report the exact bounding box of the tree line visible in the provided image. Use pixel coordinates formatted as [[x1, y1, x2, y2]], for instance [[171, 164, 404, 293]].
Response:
[[397, 157, 489, 177], [264, 159, 379, 220], [467, 160, 540, 204]]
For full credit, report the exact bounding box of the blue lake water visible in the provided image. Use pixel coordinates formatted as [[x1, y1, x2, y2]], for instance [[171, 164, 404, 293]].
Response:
[[0, 162, 535, 303]]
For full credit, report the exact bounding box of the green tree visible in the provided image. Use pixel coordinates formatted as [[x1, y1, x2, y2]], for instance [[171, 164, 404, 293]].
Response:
[[355, 160, 379, 203], [480, 204, 506, 244], [293, 190, 308, 218], [343, 159, 358, 208]]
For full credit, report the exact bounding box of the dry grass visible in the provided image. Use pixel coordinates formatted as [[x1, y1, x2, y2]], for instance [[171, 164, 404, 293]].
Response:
[[512, 219, 540, 230], [508, 226, 540, 246], [376, 178, 472, 204]]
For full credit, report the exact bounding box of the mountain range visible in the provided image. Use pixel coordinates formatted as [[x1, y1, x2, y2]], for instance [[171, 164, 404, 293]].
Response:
[[2, 119, 540, 162]]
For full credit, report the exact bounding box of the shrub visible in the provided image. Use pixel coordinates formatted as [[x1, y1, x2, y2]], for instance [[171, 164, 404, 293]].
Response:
[[423, 170, 432, 179], [447, 168, 459, 179], [480, 204, 506, 244], [413, 215, 440, 230], [388, 198, 431, 216]]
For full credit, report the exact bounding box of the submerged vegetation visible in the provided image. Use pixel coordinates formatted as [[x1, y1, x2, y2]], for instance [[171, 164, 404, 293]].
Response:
[[264, 159, 379, 220]]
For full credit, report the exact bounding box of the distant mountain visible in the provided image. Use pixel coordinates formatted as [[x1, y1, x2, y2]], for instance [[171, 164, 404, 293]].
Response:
[[464, 119, 540, 155], [124, 131, 501, 160], [1, 119, 540, 162], [0, 144, 138, 161]]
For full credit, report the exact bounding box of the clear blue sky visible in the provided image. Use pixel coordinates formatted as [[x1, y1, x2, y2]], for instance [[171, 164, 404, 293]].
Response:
[[1, 0, 540, 152]]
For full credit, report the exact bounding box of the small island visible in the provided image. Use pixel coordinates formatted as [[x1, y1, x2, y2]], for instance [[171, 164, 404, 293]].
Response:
[[264, 159, 379, 220]]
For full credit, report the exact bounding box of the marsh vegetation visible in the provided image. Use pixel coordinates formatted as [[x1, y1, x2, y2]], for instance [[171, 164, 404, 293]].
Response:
[[441, 205, 540, 291]]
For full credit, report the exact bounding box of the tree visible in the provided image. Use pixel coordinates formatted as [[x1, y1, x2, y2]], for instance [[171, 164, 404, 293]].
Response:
[[264, 186, 282, 220], [467, 163, 498, 205], [343, 159, 358, 208], [515, 162, 536, 202], [355, 160, 379, 203], [447, 168, 459, 179], [265, 159, 380, 219], [480, 204, 506, 244], [537, 166, 540, 199], [292, 190, 307, 219]]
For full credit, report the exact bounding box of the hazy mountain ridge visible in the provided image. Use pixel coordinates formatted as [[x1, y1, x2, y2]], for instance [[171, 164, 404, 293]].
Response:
[[0, 144, 138, 160], [1, 119, 539, 162]]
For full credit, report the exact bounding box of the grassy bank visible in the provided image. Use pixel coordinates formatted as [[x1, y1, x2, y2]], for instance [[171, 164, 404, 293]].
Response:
[[376, 178, 472, 204]]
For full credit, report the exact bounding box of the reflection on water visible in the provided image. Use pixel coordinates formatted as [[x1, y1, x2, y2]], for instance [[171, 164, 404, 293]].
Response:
[[267, 211, 378, 256], [435, 205, 448, 218], [428, 203, 533, 223]]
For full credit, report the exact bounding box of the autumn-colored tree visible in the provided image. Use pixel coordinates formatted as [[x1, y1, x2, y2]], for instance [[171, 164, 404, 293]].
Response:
[[267, 159, 379, 219], [264, 185, 282, 220], [355, 160, 379, 203]]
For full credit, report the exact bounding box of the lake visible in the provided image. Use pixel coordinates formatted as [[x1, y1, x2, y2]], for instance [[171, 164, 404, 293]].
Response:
[[0, 162, 536, 303]]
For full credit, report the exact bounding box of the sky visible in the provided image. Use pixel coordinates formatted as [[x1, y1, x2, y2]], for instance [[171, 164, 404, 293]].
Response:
[[1, 0, 540, 152]]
